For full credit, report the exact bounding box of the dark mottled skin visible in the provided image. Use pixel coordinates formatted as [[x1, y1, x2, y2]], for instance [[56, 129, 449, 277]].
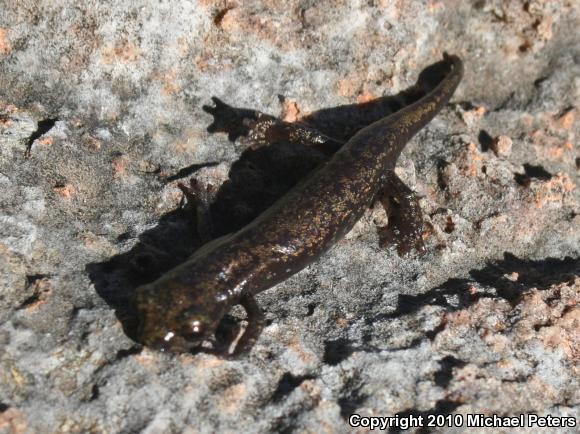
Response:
[[133, 55, 464, 355]]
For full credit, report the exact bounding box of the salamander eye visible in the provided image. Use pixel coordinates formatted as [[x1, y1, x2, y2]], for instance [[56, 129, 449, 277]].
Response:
[[191, 319, 204, 335]]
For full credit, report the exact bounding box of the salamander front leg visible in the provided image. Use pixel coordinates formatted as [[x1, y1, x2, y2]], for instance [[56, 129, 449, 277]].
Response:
[[376, 172, 425, 256], [230, 292, 265, 356]]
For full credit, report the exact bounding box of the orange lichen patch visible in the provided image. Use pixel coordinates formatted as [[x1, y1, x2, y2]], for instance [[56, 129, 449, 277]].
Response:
[[281, 99, 300, 122], [555, 108, 576, 131], [0, 116, 13, 128], [528, 111, 576, 160], [442, 298, 511, 336], [457, 142, 485, 177], [513, 279, 580, 359], [538, 307, 579, 358], [496, 358, 514, 369], [155, 69, 181, 95], [460, 106, 486, 127], [516, 292, 552, 333], [532, 173, 576, 208], [421, 219, 435, 238], [214, 6, 238, 31], [0, 102, 17, 113], [101, 40, 140, 64], [112, 154, 130, 179], [191, 354, 225, 370], [357, 90, 376, 104], [336, 77, 360, 97], [37, 136, 54, 146], [0, 407, 27, 434], [536, 16, 553, 41], [218, 382, 247, 413], [134, 349, 161, 369], [475, 106, 487, 116], [0, 28, 11, 55], [53, 183, 76, 199], [546, 146, 564, 160], [533, 143, 567, 161], [490, 135, 512, 157], [427, 0, 444, 13], [443, 309, 472, 328], [215, 4, 298, 49], [435, 277, 579, 400]]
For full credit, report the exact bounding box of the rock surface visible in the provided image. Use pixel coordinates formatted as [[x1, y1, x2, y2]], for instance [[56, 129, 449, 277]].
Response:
[[0, 1, 579, 433]]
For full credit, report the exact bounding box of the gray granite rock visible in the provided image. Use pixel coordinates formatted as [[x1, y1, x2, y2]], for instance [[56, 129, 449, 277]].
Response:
[[0, 1, 579, 433]]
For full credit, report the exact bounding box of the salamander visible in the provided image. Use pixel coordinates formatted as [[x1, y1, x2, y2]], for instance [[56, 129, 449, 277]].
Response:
[[133, 54, 463, 355]]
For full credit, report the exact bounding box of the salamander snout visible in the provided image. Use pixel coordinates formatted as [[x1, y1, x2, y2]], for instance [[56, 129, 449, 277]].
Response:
[[148, 330, 205, 353], [141, 316, 208, 353], [132, 282, 219, 353]]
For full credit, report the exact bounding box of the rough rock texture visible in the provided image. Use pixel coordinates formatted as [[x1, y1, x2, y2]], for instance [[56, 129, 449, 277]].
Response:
[[0, 1, 579, 433]]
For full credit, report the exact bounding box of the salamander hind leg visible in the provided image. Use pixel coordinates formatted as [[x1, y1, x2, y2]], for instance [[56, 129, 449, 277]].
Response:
[[376, 173, 426, 256], [245, 114, 344, 156], [177, 178, 214, 243], [204, 97, 343, 155], [229, 292, 265, 357]]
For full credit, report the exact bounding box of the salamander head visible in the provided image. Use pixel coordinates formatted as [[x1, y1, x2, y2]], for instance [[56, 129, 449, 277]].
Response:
[[132, 278, 230, 353]]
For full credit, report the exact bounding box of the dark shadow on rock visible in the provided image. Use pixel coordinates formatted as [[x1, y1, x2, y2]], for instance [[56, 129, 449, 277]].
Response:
[[299, 57, 457, 142], [86, 206, 202, 341], [369, 252, 579, 326], [164, 161, 220, 183], [323, 337, 356, 366], [267, 254, 576, 413], [478, 129, 493, 152], [86, 57, 461, 345], [338, 373, 368, 419], [514, 163, 553, 186], [271, 372, 316, 403]]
